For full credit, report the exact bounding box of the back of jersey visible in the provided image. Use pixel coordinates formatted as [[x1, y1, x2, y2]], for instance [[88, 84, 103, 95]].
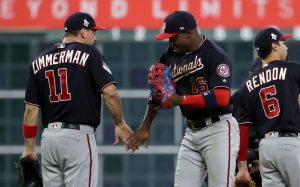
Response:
[[25, 42, 115, 127], [239, 61, 300, 138]]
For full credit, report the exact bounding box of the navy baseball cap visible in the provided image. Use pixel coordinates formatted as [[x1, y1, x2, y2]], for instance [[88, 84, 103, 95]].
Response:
[[255, 27, 292, 52], [155, 11, 197, 40], [64, 12, 107, 32]]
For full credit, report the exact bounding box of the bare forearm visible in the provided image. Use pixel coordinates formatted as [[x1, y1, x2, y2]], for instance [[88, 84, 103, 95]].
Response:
[[140, 104, 159, 130], [23, 104, 39, 125], [168, 94, 184, 108], [24, 138, 36, 151], [23, 104, 40, 151], [105, 96, 125, 125], [102, 85, 125, 126]]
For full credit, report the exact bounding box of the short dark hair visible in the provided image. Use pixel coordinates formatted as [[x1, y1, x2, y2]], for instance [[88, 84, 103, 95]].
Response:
[[257, 41, 279, 59], [64, 30, 80, 37]]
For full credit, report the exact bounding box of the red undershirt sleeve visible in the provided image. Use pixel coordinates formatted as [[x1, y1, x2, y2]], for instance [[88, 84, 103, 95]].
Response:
[[237, 124, 250, 161], [182, 88, 230, 108], [214, 88, 230, 107]]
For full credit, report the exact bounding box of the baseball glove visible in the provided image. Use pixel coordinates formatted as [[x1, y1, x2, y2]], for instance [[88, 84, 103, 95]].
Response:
[[234, 176, 256, 187], [148, 63, 175, 108], [15, 156, 43, 187]]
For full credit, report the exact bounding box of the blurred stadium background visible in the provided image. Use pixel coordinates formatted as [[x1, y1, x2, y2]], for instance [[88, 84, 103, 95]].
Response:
[[0, 0, 300, 186]]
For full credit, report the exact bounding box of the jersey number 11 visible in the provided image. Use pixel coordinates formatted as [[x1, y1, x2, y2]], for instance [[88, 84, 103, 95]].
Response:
[[45, 68, 71, 102]]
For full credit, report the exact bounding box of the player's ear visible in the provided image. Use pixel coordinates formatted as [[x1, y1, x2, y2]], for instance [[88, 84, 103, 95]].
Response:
[[80, 28, 87, 38], [185, 30, 192, 39], [271, 42, 278, 51]]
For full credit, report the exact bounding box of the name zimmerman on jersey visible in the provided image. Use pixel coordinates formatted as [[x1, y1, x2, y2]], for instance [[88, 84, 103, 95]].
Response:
[[172, 55, 204, 81], [246, 67, 287, 92], [32, 50, 89, 74]]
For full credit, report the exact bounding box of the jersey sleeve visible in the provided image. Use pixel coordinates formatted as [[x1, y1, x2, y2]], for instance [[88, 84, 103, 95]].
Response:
[[235, 93, 253, 125], [207, 53, 232, 90], [88, 49, 116, 91], [24, 65, 40, 106], [292, 62, 300, 84]]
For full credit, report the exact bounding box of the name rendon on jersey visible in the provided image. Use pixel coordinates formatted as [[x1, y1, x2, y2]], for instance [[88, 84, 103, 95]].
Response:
[[32, 50, 90, 74], [246, 67, 287, 92]]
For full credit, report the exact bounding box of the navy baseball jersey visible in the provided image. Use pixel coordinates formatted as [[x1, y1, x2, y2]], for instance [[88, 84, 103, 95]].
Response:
[[236, 60, 300, 138], [150, 36, 233, 120], [25, 42, 116, 128], [232, 57, 262, 117], [249, 57, 263, 75]]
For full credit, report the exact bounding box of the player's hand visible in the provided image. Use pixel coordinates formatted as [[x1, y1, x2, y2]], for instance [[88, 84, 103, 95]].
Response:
[[235, 168, 256, 187], [114, 122, 133, 146], [126, 126, 150, 152], [236, 160, 253, 182], [236, 167, 252, 182]]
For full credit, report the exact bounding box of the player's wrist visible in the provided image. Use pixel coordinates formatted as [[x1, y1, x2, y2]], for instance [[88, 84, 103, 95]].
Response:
[[115, 120, 127, 127], [167, 94, 183, 108], [237, 161, 248, 170], [23, 147, 36, 154]]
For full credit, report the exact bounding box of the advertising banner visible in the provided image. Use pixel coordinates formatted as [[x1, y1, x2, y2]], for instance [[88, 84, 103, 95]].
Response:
[[0, 0, 299, 30]]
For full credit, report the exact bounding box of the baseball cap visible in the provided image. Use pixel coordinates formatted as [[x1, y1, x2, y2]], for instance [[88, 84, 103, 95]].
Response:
[[254, 27, 292, 52], [155, 11, 197, 40], [64, 12, 107, 32]]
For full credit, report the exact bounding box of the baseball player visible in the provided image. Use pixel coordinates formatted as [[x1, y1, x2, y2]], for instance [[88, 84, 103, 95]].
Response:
[[231, 55, 264, 186], [232, 83, 261, 187], [21, 12, 133, 187], [236, 27, 300, 187], [127, 11, 240, 187], [249, 57, 263, 75]]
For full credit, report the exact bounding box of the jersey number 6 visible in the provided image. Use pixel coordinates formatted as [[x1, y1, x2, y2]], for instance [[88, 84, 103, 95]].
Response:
[[45, 68, 71, 102], [259, 85, 280, 119]]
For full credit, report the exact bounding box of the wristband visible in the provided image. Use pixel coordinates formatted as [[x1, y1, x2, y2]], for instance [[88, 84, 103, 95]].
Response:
[[203, 91, 218, 109], [23, 124, 38, 138]]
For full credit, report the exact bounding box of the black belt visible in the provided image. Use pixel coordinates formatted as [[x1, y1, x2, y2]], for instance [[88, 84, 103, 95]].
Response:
[[187, 116, 221, 131], [278, 132, 299, 137], [61, 123, 80, 130]]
